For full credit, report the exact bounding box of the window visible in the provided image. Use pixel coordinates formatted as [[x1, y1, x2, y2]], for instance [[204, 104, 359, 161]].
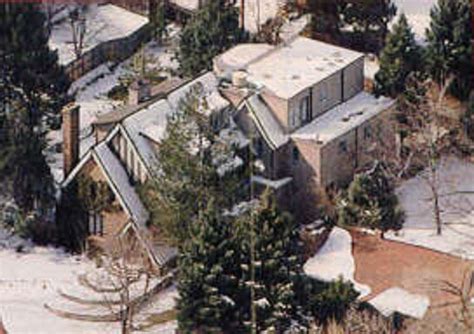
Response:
[[320, 82, 329, 102], [292, 147, 300, 163], [290, 109, 299, 128], [339, 140, 348, 154], [88, 212, 104, 236], [299, 96, 311, 124], [364, 126, 372, 140]]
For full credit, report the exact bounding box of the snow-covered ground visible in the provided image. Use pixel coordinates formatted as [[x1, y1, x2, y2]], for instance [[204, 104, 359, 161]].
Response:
[[393, 0, 436, 42], [0, 227, 177, 334], [368, 287, 430, 319], [303, 227, 371, 298], [386, 156, 474, 260]]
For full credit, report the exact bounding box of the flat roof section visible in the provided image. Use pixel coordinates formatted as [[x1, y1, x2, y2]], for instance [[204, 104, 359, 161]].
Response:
[[247, 37, 364, 99], [291, 92, 395, 144]]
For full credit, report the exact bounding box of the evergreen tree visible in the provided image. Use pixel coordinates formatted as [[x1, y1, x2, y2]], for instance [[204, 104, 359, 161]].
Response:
[[374, 14, 422, 98], [426, 0, 471, 100], [343, 0, 397, 51], [337, 162, 404, 237], [177, 1, 241, 77], [237, 191, 304, 332], [0, 3, 69, 211], [177, 201, 245, 333], [139, 83, 242, 245], [306, 0, 346, 38]]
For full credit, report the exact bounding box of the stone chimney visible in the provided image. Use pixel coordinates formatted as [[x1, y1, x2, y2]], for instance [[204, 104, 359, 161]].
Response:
[[128, 79, 151, 105], [63, 103, 80, 177]]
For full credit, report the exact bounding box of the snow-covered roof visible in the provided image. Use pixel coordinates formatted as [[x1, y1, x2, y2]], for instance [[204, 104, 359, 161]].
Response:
[[167, 72, 229, 112], [291, 92, 395, 144], [214, 43, 275, 78], [94, 142, 149, 227], [247, 37, 364, 99], [245, 94, 289, 149], [49, 4, 149, 66], [369, 287, 430, 319], [122, 100, 173, 171]]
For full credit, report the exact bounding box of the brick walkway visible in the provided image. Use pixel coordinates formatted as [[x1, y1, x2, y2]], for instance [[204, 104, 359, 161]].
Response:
[[351, 230, 473, 317]]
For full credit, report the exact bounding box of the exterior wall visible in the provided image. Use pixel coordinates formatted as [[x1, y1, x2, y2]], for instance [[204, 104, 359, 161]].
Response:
[[81, 159, 130, 239], [292, 105, 395, 190], [261, 89, 290, 132], [342, 57, 364, 101], [312, 71, 343, 118]]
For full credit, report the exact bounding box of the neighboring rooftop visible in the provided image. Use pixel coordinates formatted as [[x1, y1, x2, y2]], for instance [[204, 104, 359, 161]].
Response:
[[49, 4, 149, 66], [291, 92, 395, 144], [246, 37, 364, 99]]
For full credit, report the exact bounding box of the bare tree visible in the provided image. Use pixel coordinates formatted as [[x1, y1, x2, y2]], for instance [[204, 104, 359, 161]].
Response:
[[372, 74, 455, 235], [68, 5, 87, 60], [45, 232, 174, 334], [430, 269, 474, 330]]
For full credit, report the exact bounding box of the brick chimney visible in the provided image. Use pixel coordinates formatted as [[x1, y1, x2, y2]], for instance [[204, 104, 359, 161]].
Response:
[[63, 103, 80, 177], [128, 79, 151, 105]]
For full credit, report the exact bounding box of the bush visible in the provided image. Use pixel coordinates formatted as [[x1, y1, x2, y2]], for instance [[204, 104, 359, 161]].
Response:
[[337, 162, 404, 237]]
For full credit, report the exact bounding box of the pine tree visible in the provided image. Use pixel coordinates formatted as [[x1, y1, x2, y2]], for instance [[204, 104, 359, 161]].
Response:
[[426, 0, 471, 100], [139, 84, 242, 245], [177, 1, 242, 77], [237, 191, 304, 332], [374, 14, 422, 98], [177, 201, 245, 333], [0, 3, 69, 211], [343, 0, 397, 51], [306, 0, 346, 38], [337, 162, 404, 237]]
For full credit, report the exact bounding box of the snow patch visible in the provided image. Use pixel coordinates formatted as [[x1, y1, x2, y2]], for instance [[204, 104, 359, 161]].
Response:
[[303, 227, 371, 298], [369, 287, 430, 319]]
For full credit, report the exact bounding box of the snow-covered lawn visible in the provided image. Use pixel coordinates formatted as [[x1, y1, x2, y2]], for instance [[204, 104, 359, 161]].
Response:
[[0, 228, 177, 334], [368, 287, 430, 319], [386, 156, 474, 259], [303, 227, 371, 298]]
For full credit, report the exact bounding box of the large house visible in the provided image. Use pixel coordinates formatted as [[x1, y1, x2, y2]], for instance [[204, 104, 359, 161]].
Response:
[[215, 37, 396, 214], [59, 37, 396, 271]]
